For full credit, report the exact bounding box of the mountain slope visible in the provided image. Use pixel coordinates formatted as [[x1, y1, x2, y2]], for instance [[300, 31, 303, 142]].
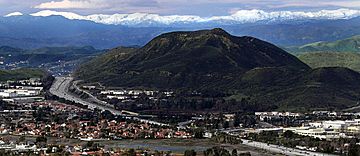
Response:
[[75, 29, 360, 111], [297, 52, 360, 72], [0, 68, 46, 82], [236, 67, 360, 111], [75, 28, 309, 89], [288, 35, 360, 53]]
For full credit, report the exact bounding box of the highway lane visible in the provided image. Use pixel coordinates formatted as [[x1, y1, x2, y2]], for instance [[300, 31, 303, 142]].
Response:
[[72, 80, 111, 107], [219, 128, 338, 156], [49, 77, 169, 126], [50, 77, 122, 115], [242, 139, 338, 156], [50, 77, 339, 154]]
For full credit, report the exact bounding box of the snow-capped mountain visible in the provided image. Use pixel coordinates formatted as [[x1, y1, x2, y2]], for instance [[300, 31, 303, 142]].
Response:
[[1, 8, 360, 49], [4, 12, 23, 17], [5, 8, 360, 26]]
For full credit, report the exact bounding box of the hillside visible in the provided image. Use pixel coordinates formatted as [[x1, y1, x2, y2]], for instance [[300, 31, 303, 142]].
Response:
[[288, 35, 360, 53], [0, 46, 103, 67], [236, 67, 360, 111], [297, 52, 360, 72], [75, 28, 309, 89], [75, 29, 360, 111], [0, 68, 46, 82]]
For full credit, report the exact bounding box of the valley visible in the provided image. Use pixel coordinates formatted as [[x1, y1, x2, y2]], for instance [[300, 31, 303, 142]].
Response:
[[2, 4, 360, 155]]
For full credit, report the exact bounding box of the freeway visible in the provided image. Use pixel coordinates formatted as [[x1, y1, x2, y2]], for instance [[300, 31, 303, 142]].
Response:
[[50, 77, 123, 115], [72, 80, 110, 107], [343, 104, 360, 112], [242, 139, 338, 156], [49, 77, 168, 126], [220, 128, 338, 156]]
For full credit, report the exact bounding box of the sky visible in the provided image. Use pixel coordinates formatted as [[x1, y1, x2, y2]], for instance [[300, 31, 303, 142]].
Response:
[[1, 0, 360, 16]]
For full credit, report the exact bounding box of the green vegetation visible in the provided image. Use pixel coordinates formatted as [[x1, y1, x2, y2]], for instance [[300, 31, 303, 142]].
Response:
[[247, 130, 355, 154], [297, 52, 360, 72], [74, 29, 360, 111], [184, 149, 197, 156], [0, 68, 46, 81], [288, 35, 360, 53], [212, 133, 242, 144], [75, 28, 309, 89], [287, 35, 360, 72]]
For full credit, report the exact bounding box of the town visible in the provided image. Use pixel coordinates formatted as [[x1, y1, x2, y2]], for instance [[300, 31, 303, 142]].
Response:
[[0, 76, 360, 155]]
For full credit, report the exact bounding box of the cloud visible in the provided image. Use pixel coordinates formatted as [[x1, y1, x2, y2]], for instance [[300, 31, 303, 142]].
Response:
[[34, 0, 108, 9], [323, 1, 360, 8]]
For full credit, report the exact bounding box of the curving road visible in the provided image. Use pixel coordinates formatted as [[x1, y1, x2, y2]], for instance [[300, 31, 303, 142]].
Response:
[[50, 77, 123, 115], [49, 77, 168, 126]]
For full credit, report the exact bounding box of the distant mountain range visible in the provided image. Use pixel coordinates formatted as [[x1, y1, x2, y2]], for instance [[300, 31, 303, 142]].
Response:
[[13, 9, 360, 26], [75, 29, 360, 111], [2, 9, 360, 49], [0, 46, 103, 75]]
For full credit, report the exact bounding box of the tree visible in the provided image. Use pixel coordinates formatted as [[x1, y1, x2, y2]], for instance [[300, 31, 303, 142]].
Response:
[[125, 149, 136, 156], [283, 130, 295, 138], [184, 149, 196, 156], [194, 128, 204, 139], [231, 149, 238, 156], [85, 141, 94, 148], [35, 136, 47, 144], [36, 136, 47, 148], [17, 136, 26, 143], [233, 113, 240, 127], [223, 121, 229, 129], [348, 144, 360, 156]]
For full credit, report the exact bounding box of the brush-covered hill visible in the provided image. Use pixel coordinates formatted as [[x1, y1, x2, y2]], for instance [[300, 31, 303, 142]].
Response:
[[297, 52, 360, 73], [75, 28, 309, 88], [237, 67, 360, 111], [75, 29, 360, 111], [0, 68, 46, 82], [288, 35, 360, 53], [288, 35, 360, 72]]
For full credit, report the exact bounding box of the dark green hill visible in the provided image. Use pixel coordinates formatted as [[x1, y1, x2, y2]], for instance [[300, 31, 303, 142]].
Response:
[[74, 29, 360, 111], [0, 46, 24, 54], [235, 67, 360, 111], [75, 28, 309, 89]]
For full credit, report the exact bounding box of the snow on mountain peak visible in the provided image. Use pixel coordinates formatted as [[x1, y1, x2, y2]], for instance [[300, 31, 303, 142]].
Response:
[[25, 8, 360, 26], [4, 12, 23, 17], [30, 10, 86, 20]]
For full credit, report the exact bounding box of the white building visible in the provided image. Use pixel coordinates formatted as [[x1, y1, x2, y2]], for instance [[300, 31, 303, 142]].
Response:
[[0, 89, 41, 97]]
